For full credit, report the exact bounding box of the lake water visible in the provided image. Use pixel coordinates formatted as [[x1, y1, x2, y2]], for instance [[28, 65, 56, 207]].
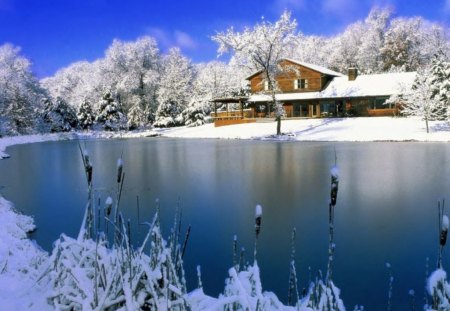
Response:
[[1, 138, 450, 309]]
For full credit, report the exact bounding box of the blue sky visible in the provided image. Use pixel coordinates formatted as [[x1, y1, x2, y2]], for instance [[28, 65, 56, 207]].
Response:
[[0, 0, 448, 78]]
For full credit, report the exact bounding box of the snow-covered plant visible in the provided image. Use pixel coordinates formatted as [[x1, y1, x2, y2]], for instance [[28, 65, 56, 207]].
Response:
[[77, 99, 95, 130], [425, 269, 450, 310], [41, 97, 78, 132], [305, 273, 346, 311], [44, 153, 191, 310], [95, 92, 127, 131]]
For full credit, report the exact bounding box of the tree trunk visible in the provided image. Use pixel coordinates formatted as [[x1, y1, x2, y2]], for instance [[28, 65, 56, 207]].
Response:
[[426, 117, 429, 133], [276, 116, 281, 135]]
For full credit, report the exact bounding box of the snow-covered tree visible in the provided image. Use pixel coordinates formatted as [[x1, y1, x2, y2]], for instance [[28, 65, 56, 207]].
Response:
[[381, 17, 428, 72], [355, 8, 391, 73], [213, 11, 298, 135], [77, 99, 95, 130], [95, 92, 127, 131], [40, 61, 103, 110], [154, 48, 194, 127], [0, 44, 46, 136], [401, 68, 444, 133], [429, 59, 450, 119], [328, 22, 365, 73], [41, 97, 78, 132], [102, 37, 160, 119], [180, 97, 212, 127]]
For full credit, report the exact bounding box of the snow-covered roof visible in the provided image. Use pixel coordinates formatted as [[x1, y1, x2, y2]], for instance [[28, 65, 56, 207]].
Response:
[[248, 71, 416, 102], [320, 72, 417, 98], [282, 59, 345, 77]]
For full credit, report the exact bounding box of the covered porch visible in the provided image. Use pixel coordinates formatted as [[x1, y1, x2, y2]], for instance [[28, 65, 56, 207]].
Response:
[[211, 96, 257, 127]]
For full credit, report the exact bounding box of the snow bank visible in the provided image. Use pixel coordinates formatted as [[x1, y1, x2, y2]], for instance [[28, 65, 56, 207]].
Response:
[[0, 196, 50, 310]]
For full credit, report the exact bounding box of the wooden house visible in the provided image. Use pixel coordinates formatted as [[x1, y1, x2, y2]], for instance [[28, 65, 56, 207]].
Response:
[[211, 59, 416, 126]]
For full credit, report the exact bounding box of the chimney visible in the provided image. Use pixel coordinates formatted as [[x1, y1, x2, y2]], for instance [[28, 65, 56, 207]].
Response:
[[348, 68, 358, 81]]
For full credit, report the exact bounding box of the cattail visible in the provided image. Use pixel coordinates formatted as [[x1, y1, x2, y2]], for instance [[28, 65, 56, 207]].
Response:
[[105, 196, 113, 216], [255, 204, 262, 237], [330, 166, 339, 206], [197, 265, 203, 289], [117, 158, 123, 183], [440, 215, 449, 246]]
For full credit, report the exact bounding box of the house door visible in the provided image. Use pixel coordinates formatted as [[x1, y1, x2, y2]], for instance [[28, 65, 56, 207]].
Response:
[[309, 104, 319, 117]]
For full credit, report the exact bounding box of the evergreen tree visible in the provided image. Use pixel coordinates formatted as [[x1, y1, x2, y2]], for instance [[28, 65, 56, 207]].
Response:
[[181, 98, 212, 127], [127, 97, 148, 130], [95, 92, 127, 131], [429, 59, 450, 119], [402, 68, 444, 133], [77, 99, 95, 130], [41, 97, 78, 132]]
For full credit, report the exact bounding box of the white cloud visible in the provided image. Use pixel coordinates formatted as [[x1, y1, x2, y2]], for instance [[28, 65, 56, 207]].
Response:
[[272, 0, 307, 13], [321, 0, 361, 18], [174, 31, 198, 49], [145, 27, 198, 51]]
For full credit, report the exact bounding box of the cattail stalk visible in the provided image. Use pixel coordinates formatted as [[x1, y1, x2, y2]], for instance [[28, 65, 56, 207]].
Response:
[[233, 235, 238, 271], [254, 204, 262, 262], [197, 265, 203, 289], [386, 262, 393, 311], [288, 227, 299, 306], [327, 166, 339, 285], [438, 200, 448, 269], [181, 225, 191, 259]]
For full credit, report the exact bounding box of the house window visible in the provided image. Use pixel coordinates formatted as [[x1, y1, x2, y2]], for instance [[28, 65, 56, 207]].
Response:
[[294, 79, 308, 90], [370, 98, 390, 109], [264, 80, 269, 91]]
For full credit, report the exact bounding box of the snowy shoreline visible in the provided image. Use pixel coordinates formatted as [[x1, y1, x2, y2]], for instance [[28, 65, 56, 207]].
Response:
[[1, 117, 450, 159]]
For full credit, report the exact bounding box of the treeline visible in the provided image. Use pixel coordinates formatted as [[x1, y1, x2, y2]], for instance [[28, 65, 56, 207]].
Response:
[[0, 8, 448, 136]]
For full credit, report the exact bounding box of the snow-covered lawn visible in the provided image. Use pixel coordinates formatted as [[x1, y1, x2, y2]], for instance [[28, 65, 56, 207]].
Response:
[[161, 117, 450, 141]]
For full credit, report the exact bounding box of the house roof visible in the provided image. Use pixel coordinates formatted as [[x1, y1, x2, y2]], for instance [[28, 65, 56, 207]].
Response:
[[282, 59, 345, 77], [248, 71, 416, 102], [320, 71, 416, 98], [245, 58, 345, 80]]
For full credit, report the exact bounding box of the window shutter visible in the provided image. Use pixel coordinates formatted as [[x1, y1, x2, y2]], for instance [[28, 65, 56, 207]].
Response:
[[294, 79, 298, 89], [305, 79, 309, 89]]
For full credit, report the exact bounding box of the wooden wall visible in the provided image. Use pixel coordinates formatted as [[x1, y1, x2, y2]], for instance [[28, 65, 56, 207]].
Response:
[[248, 60, 324, 93]]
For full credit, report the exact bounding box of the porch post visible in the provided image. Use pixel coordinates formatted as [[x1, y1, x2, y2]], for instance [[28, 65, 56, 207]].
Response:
[[240, 99, 244, 119]]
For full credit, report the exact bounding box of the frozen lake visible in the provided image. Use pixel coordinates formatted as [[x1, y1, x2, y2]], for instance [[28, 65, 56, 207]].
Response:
[[1, 138, 450, 309]]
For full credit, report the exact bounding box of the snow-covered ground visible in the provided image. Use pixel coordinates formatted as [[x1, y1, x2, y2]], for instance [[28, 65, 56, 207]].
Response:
[[161, 117, 450, 141]]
